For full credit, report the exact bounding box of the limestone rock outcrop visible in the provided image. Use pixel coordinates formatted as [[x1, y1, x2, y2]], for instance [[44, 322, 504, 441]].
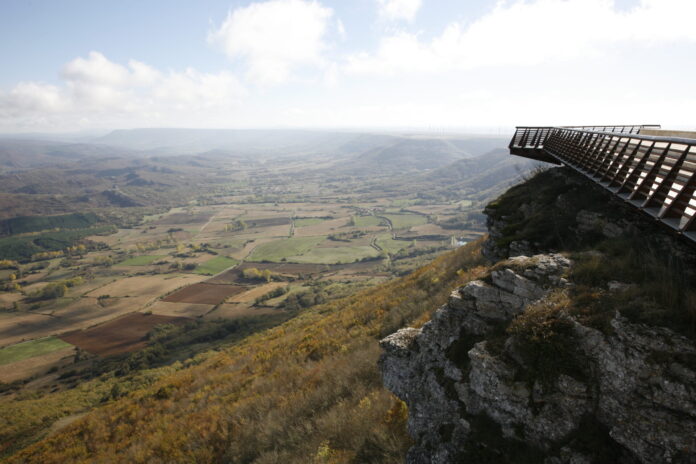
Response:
[[380, 253, 696, 464]]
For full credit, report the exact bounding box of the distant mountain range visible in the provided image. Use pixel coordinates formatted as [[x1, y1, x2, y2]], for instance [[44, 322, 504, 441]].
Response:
[[0, 129, 510, 171]]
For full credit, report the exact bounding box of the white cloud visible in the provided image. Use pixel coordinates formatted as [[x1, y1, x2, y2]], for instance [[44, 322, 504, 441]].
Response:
[[336, 19, 346, 41], [62, 51, 132, 87], [0, 52, 246, 130], [377, 0, 422, 22], [1, 82, 69, 115], [347, 0, 696, 76], [153, 68, 245, 109], [209, 0, 334, 85]]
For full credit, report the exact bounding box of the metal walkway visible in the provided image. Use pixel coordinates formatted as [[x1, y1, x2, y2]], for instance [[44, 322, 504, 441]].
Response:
[[509, 125, 696, 243]]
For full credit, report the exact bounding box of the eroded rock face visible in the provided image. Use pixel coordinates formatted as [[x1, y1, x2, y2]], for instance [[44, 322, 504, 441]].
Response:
[[380, 254, 696, 464]]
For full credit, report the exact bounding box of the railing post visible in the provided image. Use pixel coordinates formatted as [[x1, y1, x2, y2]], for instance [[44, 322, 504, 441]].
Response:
[[617, 141, 656, 195], [608, 139, 643, 187], [628, 143, 672, 202], [641, 145, 691, 210]]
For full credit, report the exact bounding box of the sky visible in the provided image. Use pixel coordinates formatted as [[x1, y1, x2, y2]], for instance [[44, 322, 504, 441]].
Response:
[[0, 0, 695, 133]]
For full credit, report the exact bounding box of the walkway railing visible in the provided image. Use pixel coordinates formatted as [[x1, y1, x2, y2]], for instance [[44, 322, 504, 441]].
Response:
[[509, 125, 657, 163], [509, 125, 696, 242]]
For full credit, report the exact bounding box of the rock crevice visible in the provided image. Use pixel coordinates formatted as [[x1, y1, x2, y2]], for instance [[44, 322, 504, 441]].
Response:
[[380, 253, 696, 464]]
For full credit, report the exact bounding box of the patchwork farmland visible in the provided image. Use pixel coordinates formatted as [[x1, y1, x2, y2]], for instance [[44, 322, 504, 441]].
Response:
[[0, 192, 482, 396]]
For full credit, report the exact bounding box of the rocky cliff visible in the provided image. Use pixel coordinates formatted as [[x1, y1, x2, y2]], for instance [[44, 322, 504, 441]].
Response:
[[380, 167, 696, 463]]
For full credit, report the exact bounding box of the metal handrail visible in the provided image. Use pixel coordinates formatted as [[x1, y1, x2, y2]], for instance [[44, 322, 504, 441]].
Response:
[[509, 125, 660, 150], [549, 127, 695, 145], [508, 124, 696, 243]]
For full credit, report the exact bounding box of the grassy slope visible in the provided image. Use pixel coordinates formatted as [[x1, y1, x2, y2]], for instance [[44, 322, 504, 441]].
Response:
[[7, 239, 487, 463], [352, 216, 384, 227], [383, 214, 427, 229], [289, 245, 379, 264], [194, 256, 239, 275], [377, 234, 412, 254], [0, 338, 72, 365], [249, 236, 326, 262]]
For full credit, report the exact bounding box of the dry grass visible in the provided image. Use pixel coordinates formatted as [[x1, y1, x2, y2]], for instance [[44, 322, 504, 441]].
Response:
[[85, 275, 205, 298], [146, 301, 214, 318], [203, 303, 279, 320], [569, 237, 696, 340], [507, 290, 587, 388], [227, 283, 287, 304]]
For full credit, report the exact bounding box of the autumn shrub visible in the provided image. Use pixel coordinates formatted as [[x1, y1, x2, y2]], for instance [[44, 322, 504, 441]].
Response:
[[507, 290, 587, 389]]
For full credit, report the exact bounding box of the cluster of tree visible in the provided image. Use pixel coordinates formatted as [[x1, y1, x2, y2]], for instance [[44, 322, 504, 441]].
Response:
[[3, 272, 21, 292], [254, 286, 288, 306], [0, 259, 18, 269], [27, 276, 84, 301], [174, 242, 212, 258], [225, 219, 247, 232], [131, 237, 174, 254], [281, 287, 328, 311], [1, 225, 114, 262], [169, 261, 197, 271], [31, 250, 64, 261], [241, 267, 278, 282], [65, 244, 87, 256], [91, 256, 114, 267], [328, 230, 366, 242]]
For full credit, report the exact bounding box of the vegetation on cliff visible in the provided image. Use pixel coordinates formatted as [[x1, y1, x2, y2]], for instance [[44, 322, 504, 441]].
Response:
[[486, 167, 696, 340]]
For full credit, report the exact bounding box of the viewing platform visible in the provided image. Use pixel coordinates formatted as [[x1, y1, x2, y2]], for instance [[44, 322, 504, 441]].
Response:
[[509, 125, 696, 243]]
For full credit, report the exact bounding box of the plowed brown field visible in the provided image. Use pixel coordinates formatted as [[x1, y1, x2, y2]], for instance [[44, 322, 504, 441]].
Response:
[[59, 313, 188, 356]]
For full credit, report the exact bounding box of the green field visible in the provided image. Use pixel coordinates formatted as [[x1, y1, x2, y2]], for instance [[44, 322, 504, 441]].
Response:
[[194, 256, 239, 275], [384, 214, 427, 229], [0, 337, 72, 365], [289, 245, 380, 264], [249, 236, 326, 262], [294, 218, 324, 227], [390, 199, 417, 208], [352, 216, 385, 227], [376, 235, 413, 254], [118, 255, 167, 266]]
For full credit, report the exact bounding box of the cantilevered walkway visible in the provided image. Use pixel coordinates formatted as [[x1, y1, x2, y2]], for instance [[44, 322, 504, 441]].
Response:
[[509, 125, 696, 243]]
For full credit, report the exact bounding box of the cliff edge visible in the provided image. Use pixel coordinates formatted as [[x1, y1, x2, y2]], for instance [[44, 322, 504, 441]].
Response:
[[380, 167, 696, 463]]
